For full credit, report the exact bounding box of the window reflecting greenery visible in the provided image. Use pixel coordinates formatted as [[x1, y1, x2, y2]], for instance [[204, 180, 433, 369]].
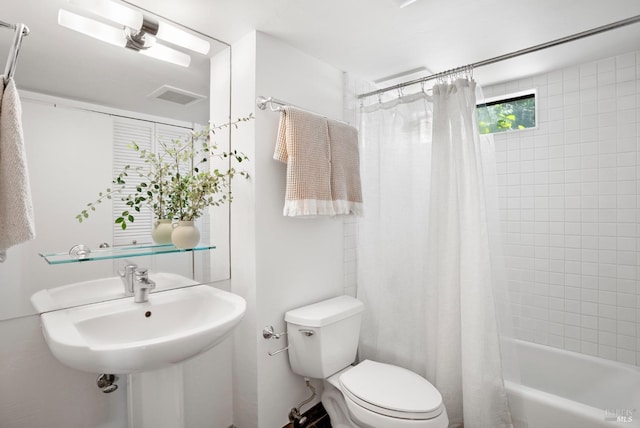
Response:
[[477, 92, 536, 134]]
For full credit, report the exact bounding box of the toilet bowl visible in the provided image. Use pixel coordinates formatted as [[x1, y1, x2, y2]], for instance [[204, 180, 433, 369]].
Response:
[[323, 361, 448, 428], [284, 296, 449, 428]]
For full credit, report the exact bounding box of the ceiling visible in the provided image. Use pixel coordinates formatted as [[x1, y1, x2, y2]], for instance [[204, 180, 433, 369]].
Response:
[[133, 0, 640, 86], [3, 0, 640, 119]]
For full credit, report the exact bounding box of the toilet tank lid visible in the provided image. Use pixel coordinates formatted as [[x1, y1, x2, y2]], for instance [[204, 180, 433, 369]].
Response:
[[285, 296, 364, 327]]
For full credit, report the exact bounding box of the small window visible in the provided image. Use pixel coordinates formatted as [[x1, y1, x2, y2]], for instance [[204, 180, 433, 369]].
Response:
[[477, 90, 536, 135]]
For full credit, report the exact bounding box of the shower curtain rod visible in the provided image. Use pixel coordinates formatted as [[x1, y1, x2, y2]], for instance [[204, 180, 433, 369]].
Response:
[[1, 20, 30, 85], [357, 14, 640, 99]]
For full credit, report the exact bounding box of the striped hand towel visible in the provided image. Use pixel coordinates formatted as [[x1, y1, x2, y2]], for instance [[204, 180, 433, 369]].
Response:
[[274, 106, 363, 217], [274, 106, 335, 216], [327, 120, 363, 216]]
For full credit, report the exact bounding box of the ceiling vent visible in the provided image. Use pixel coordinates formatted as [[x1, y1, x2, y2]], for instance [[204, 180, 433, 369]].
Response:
[[147, 85, 207, 106]]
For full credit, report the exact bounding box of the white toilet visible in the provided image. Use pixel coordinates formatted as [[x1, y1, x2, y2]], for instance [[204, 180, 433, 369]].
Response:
[[285, 295, 449, 428]]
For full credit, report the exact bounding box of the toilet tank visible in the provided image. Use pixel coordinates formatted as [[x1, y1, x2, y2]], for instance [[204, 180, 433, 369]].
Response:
[[285, 295, 364, 379]]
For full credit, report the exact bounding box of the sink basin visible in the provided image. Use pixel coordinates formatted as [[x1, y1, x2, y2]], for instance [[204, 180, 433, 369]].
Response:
[[40, 284, 246, 374], [31, 272, 199, 313]]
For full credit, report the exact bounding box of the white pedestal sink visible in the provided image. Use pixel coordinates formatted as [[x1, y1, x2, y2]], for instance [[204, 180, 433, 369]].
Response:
[[36, 279, 246, 427], [127, 365, 186, 428]]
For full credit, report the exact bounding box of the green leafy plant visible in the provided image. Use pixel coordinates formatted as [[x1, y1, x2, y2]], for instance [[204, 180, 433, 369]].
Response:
[[77, 115, 252, 230], [477, 95, 535, 135]]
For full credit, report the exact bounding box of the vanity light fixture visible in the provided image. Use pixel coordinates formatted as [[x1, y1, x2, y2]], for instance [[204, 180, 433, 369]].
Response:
[[70, 0, 142, 30], [58, 9, 191, 67], [58, 0, 211, 67], [58, 8, 126, 48], [68, 0, 210, 55]]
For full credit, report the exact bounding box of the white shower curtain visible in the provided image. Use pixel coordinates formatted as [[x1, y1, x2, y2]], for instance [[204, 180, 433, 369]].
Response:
[[357, 78, 512, 428], [358, 92, 433, 373]]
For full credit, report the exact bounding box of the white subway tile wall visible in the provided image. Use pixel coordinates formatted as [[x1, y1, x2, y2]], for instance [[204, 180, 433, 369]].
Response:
[[344, 76, 361, 299], [344, 217, 358, 297], [486, 49, 640, 366]]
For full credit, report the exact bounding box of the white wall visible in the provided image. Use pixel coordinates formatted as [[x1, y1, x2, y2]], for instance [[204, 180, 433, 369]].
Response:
[[230, 31, 346, 428], [489, 49, 640, 366]]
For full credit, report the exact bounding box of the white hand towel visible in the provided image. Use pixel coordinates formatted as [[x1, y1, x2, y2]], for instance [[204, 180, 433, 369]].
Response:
[[327, 120, 363, 216], [274, 106, 335, 216], [0, 77, 36, 253]]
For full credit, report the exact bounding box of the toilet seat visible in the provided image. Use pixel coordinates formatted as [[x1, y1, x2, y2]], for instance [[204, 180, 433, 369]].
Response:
[[339, 360, 444, 420]]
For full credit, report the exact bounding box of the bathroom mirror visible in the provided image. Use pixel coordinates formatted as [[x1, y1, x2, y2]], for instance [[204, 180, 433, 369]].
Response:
[[0, 0, 232, 321]]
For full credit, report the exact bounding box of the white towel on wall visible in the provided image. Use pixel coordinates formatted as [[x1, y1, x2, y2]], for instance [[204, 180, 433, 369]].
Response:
[[327, 119, 363, 216], [274, 106, 364, 217], [274, 106, 335, 216], [0, 77, 36, 254]]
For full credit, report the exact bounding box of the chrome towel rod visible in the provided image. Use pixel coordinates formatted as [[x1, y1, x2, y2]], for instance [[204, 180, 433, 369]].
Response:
[[1, 20, 30, 86], [0, 20, 30, 35], [256, 95, 350, 125], [256, 95, 289, 112]]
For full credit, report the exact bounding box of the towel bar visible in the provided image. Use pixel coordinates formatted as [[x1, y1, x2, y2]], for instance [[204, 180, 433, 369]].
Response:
[[255, 95, 351, 125]]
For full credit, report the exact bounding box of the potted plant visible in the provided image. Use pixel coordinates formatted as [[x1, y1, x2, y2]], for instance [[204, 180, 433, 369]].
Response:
[[163, 122, 250, 248], [77, 115, 251, 248]]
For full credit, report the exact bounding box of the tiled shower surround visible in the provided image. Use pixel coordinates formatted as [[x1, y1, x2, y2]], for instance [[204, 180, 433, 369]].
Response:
[[486, 49, 640, 365]]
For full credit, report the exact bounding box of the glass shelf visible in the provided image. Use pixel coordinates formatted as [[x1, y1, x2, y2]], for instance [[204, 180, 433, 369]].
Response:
[[39, 243, 216, 265]]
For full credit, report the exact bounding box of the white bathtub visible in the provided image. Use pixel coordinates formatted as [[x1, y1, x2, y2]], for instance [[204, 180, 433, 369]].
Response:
[[505, 340, 640, 428]]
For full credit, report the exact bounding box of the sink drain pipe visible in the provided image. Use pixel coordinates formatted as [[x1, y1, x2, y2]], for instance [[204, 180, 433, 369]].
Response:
[[288, 377, 316, 427], [96, 374, 119, 393]]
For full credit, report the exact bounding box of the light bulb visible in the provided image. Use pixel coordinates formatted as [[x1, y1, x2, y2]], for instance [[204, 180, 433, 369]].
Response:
[[141, 44, 191, 68], [156, 22, 210, 55], [69, 0, 209, 55], [58, 9, 126, 48], [68, 0, 143, 29]]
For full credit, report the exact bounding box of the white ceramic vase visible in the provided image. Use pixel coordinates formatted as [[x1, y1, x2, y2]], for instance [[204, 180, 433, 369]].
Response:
[[171, 220, 200, 249], [151, 219, 173, 245]]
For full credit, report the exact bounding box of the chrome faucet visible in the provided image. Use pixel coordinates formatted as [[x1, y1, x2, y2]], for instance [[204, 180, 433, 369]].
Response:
[[133, 268, 155, 303], [119, 262, 137, 297], [118, 261, 156, 303]]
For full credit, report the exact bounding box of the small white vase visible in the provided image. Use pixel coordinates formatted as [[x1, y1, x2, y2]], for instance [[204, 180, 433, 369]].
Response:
[[171, 220, 200, 249], [151, 219, 173, 245]]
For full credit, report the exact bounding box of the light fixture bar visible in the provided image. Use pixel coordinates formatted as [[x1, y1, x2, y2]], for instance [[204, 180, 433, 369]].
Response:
[[68, 0, 210, 55], [59, 8, 191, 67], [69, 0, 142, 29], [140, 44, 191, 68], [58, 9, 125, 48], [156, 22, 210, 55]]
